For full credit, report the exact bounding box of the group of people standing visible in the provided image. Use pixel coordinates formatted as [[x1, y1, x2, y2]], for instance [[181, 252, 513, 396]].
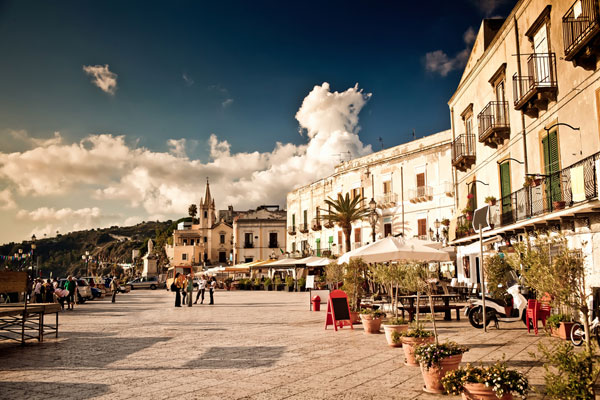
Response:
[[31, 276, 77, 310], [172, 273, 216, 307]]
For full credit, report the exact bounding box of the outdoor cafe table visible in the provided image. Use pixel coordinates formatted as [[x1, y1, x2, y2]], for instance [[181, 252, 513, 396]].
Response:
[[397, 294, 461, 321]]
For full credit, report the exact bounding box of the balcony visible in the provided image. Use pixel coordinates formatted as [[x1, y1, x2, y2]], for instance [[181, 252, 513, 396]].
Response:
[[442, 182, 454, 197], [298, 223, 309, 233], [512, 53, 557, 117], [408, 186, 433, 203], [311, 218, 322, 231], [287, 226, 296, 235], [244, 242, 254, 249], [451, 134, 476, 172], [323, 218, 334, 228], [376, 192, 398, 208], [563, 0, 600, 69], [478, 101, 510, 148]]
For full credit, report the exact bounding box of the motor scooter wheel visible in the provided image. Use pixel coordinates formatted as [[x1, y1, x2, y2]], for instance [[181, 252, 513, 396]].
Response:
[[571, 322, 584, 346], [468, 306, 484, 329]]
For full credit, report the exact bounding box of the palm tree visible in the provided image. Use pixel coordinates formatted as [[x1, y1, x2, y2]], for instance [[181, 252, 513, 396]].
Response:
[[188, 204, 198, 222], [323, 193, 371, 253]]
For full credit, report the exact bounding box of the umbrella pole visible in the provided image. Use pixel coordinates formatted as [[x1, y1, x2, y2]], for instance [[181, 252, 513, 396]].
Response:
[[480, 228, 487, 333]]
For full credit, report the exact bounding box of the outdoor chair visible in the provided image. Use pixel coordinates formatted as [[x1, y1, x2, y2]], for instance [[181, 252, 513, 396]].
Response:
[[526, 299, 551, 335]]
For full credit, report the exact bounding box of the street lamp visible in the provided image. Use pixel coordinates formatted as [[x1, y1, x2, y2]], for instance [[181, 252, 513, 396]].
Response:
[[434, 219, 441, 242], [31, 234, 37, 277], [82, 250, 91, 276], [368, 198, 378, 243]]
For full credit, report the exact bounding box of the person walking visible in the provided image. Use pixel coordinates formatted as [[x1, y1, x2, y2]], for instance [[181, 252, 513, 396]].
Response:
[[186, 274, 194, 307], [194, 275, 206, 304], [65, 276, 75, 310], [178, 273, 187, 305], [44, 279, 54, 303], [173, 272, 182, 307], [110, 277, 119, 303], [34, 279, 43, 303], [209, 277, 216, 305]]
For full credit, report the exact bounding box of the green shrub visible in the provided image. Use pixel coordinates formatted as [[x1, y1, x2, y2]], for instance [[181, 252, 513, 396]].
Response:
[[263, 278, 272, 289], [414, 342, 469, 370], [546, 313, 571, 329], [285, 276, 294, 287], [383, 317, 408, 325]]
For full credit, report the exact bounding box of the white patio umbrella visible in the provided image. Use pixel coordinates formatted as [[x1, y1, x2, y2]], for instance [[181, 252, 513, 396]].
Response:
[[337, 236, 450, 264]]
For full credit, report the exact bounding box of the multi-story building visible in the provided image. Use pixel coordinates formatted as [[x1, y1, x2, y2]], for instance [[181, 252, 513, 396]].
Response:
[[165, 181, 233, 267], [448, 0, 600, 286], [232, 205, 287, 264], [286, 130, 455, 257]]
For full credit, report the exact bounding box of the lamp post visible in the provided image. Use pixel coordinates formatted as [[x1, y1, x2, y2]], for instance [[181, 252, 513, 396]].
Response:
[[31, 234, 37, 277], [434, 219, 441, 242], [82, 251, 91, 276], [368, 198, 378, 243]]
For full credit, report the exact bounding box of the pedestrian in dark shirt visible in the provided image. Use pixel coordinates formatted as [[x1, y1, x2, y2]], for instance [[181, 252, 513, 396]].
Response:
[[173, 273, 182, 307]]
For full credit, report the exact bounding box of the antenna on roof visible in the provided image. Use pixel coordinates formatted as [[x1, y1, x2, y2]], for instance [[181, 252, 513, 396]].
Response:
[[412, 129, 416, 140], [378, 137, 383, 150]]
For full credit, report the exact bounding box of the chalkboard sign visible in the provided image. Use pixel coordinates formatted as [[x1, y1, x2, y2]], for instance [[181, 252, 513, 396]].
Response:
[[325, 289, 353, 331], [331, 297, 350, 321]]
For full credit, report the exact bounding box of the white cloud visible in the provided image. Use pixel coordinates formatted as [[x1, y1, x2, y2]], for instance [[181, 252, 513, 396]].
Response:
[[0, 189, 16, 210], [9, 130, 63, 148], [471, 0, 509, 16], [424, 28, 475, 77], [83, 64, 118, 95], [0, 82, 372, 240], [182, 73, 194, 86], [222, 98, 234, 108]]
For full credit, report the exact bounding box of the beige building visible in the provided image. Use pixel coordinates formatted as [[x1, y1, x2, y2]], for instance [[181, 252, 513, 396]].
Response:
[[232, 205, 287, 264], [286, 130, 456, 257], [447, 0, 600, 286], [165, 181, 233, 267]]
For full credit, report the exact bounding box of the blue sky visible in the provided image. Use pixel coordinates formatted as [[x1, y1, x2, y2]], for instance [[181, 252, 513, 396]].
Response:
[[0, 0, 516, 244]]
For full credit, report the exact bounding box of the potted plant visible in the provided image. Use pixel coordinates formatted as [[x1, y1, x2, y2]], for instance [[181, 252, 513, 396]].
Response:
[[553, 200, 566, 210], [263, 277, 272, 291], [415, 341, 469, 394], [546, 313, 575, 340], [274, 275, 283, 291], [442, 361, 529, 399], [359, 308, 385, 334], [285, 275, 294, 292], [342, 258, 366, 323], [484, 196, 497, 206], [252, 277, 261, 290], [392, 324, 435, 366], [382, 317, 409, 347], [441, 218, 450, 227], [298, 277, 306, 292], [224, 277, 233, 291]]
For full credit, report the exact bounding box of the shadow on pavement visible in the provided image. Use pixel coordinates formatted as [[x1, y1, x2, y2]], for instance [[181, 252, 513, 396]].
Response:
[[463, 343, 507, 348], [185, 346, 286, 369], [0, 381, 109, 399]]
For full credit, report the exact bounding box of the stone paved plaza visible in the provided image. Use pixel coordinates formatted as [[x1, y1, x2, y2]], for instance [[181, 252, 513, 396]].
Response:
[[0, 290, 551, 399]]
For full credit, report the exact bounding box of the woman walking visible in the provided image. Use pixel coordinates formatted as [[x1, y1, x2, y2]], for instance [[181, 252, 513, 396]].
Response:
[[194, 275, 206, 304], [173, 272, 182, 307], [209, 277, 216, 305]]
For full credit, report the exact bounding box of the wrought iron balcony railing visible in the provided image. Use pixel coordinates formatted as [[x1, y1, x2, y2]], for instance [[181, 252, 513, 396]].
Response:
[[512, 53, 557, 113], [478, 101, 510, 147], [451, 134, 476, 172], [563, 0, 600, 61]]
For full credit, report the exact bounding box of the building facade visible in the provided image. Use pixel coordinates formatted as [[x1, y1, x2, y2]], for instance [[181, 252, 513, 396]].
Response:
[[232, 205, 287, 264], [165, 181, 233, 267], [447, 0, 600, 286], [286, 130, 455, 257]]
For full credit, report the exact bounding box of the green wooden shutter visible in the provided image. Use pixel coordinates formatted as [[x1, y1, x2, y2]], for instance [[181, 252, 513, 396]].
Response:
[[303, 210, 307, 230], [292, 214, 295, 227], [500, 162, 511, 215], [316, 238, 321, 257], [543, 130, 561, 204]]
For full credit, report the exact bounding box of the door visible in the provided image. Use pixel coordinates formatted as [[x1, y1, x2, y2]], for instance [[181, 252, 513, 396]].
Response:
[[533, 25, 551, 86], [219, 252, 227, 263], [495, 81, 506, 125], [416, 173, 425, 196], [384, 223, 392, 237], [542, 129, 561, 206], [316, 238, 321, 257], [499, 162, 512, 218]]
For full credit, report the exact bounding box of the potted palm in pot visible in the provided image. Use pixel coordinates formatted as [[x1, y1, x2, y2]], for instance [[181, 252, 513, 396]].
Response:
[[442, 361, 529, 399], [392, 323, 434, 366], [382, 316, 409, 347], [359, 308, 385, 334], [415, 341, 469, 394]]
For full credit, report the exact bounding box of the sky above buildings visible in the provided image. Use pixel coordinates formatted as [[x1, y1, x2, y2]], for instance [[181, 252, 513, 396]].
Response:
[[0, 0, 516, 244]]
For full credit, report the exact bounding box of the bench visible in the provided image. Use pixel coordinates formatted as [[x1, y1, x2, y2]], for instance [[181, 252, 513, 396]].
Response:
[[398, 304, 465, 322], [0, 271, 60, 344]]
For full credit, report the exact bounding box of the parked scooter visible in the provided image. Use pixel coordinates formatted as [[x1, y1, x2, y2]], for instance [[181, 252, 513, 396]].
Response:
[[466, 271, 529, 329]]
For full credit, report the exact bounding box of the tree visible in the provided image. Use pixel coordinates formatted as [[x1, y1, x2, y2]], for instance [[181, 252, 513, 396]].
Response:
[[325, 261, 345, 289], [323, 193, 370, 253], [188, 204, 198, 222]]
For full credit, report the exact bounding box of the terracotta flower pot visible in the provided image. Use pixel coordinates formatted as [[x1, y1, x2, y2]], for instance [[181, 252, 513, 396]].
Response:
[[420, 354, 463, 393], [553, 200, 566, 210], [551, 322, 575, 340], [360, 314, 383, 334], [400, 336, 435, 366], [461, 383, 513, 400], [383, 324, 408, 347], [350, 311, 361, 324]]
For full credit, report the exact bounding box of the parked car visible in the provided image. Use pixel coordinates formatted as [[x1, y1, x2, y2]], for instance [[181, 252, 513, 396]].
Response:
[[126, 276, 165, 290], [58, 278, 93, 303]]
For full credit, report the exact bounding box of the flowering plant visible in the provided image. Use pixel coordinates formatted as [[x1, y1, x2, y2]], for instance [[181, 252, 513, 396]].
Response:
[[391, 323, 433, 344], [441, 361, 529, 398], [467, 194, 474, 199], [359, 308, 385, 318], [383, 317, 408, 325], [414, 341, 469, 370]]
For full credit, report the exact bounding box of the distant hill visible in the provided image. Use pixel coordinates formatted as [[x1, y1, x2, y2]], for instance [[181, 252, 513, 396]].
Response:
[[0, 218, 190, 278]]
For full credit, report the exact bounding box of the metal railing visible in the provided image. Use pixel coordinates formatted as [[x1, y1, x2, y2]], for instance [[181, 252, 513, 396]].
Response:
[[287, 226, 296, 235], [311, 218, 322, 231], [513, 53, 557, 108], [376, 192, 398, 206], [499, 151, 600, 227], [478, 101, 509, 141], [298, 223, 309, 233], [451, 134, 476, 165], [563, 0, 600, 58], [409, 186, 433, 201]]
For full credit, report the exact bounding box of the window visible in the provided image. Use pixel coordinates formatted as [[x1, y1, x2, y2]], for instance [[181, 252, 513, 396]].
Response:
[[220, 234, 225, 244], [204, 211, 207, 219], [542, 129, 561, 204], [269, 232, 278, 248], [183, 239, 187, 245], [204, 236, 207, 243], [384, 223, 392, 237], [292, 213, 295, 227], [182, 253, 187, 261], [244, 232, 253, 248], [292, 242, 296, 253], [316, 238, 321, 257], [416, 172, 425, 196], [417, 218, 427, 238], [244, 257, 253, 263], [383, 180, 392, 194], [499, 162, 511, 215], [303, 210, 308, 230], [465, 116, 473, 136], [354, 228, 361, 244]]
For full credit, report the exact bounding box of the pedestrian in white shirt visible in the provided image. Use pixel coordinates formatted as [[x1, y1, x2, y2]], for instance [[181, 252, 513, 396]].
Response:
[[209, 277, 216, 305], [194, 275, 207, 304]]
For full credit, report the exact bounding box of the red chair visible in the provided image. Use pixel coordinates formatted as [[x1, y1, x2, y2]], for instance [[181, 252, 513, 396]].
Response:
[[526, 299, 539, 334]]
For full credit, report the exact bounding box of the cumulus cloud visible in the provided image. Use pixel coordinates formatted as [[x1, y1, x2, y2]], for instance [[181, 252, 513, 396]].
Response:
[[17, 207, 106, 239], [83, 64, 118, 95], [424, 27, 475, 77], [0, 189, 16, 210], [9, 130, 63, 148], [2, 83, 372, 240]]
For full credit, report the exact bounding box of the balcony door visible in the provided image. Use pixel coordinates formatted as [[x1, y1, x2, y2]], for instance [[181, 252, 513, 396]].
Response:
[[499, 161, 512, 217], [542, 129, 561, 206], [533, 25, 551, 86], [495, 81, 506, 124]]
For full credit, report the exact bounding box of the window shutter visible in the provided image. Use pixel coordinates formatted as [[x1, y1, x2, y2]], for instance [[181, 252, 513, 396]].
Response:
[[500, 162, 511, 215], [416, 173, 425, 187]]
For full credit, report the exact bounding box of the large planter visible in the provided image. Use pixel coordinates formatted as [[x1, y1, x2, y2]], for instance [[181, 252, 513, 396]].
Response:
[[350, 311, 361, 324], [401, 336, 435, 366], [553, 200, 566, 210], [360, 314, 383, 334], [461, 383, 513, 400], [421, 354, 463, 394], [551, 321, 575, 340], [383, 324, 409, 347]]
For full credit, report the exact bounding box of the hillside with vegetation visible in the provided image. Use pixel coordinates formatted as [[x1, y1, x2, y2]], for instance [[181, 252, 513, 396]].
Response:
[[0, 218, 191, 278]]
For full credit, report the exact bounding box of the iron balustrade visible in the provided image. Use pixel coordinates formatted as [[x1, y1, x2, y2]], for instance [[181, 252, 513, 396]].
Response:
[[478, 101, 509, 141], [563, 0, 600, 59], [287, 226, 296, 235], [244, 242, 254, 249], [376, 192, 398, 206], [512, 53, 557, 109], [451, 134, 476, 165], [311, 218, 322, 231]]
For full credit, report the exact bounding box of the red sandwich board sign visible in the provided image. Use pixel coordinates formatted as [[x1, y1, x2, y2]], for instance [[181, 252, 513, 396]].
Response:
[[325, 289, 353, 331]]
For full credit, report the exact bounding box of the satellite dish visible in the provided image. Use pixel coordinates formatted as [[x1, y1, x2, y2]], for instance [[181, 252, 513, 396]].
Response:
[[472, 205, 491, 233]]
